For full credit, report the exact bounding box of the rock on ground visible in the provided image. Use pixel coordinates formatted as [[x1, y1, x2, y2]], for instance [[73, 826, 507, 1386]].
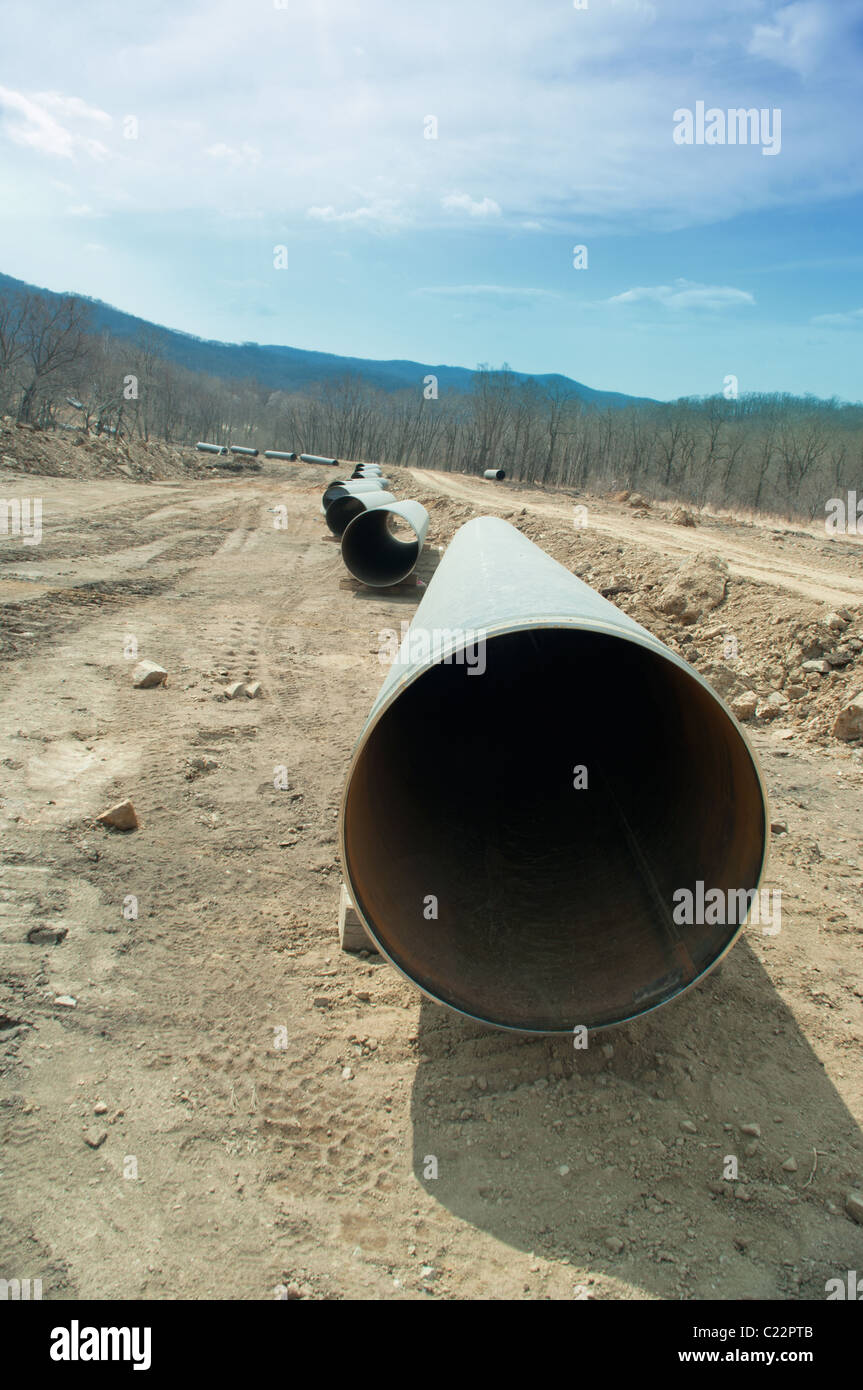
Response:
[[656, 553, 728, 625], [833, 693, 863, 741], [132, 660, 168, 688], [96, 799, 139, 831], [845, 1190, 863, 1224], [731, 692, 759, 721]]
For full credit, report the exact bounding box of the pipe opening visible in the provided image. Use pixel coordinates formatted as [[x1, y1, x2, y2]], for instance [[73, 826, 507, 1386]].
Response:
[[323, 480, 387, 510], [343, 627, 767, 1031], [326, 493, 369, 536], [326, 491, 395, 537], [341, 508, 422, 586]]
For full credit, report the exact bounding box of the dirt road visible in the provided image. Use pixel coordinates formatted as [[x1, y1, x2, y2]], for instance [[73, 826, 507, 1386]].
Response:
[[1, 458, 862, 1300], [410, 468, 863, 608]]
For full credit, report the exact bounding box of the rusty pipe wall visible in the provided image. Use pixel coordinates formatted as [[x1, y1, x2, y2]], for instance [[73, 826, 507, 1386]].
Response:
[[340, 516, 769, 1034]]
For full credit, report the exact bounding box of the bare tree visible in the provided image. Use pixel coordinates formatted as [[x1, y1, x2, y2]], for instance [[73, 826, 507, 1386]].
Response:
[[17, 295, 92, 424]]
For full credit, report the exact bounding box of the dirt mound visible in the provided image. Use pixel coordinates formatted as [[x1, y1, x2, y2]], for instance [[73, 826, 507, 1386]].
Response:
[[410, 472, 863, 750], [0, 419, 208, 482], [656, 553, 728, 624]]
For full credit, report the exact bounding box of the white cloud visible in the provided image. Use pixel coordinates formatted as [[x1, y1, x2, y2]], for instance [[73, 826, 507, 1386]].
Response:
[[441, 193, 502, 218], [0, 1, 861, 239], [608, 280, 755, 310], [612, 0, 658, 17], [747, 2, 843, 75], [0, 85, 75, 157], [811, 307, 863, 327], [0, 85, 110, 160], [414, 284, 556, 300], [34, 91, 111, 125], [306, 199, 409, 227], [205, 141, 262, 167]]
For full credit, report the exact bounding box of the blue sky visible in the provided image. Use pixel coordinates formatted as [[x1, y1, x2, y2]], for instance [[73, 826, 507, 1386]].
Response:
[[1, 0, 862, 401]]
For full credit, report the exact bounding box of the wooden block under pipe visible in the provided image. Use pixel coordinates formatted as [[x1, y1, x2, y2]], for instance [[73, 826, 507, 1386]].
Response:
[[338, 883, 379, 953]]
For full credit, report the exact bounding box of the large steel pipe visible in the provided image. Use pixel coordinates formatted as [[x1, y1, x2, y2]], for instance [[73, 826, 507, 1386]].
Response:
[[341, 500, 429, 587], [326, 490, 397, 537], [196, 441, 227, 455], [483, 468, 506, 480], [230, 445, 259, 456], [340, 516, 769, 1034], [301, 453, 339, 465], [264, 450, 297, 460], [322, 479, 392, 511]]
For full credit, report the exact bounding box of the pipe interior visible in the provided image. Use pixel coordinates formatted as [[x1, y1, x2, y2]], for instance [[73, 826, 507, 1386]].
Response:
[[326, 494, 368, 536], [323, 482, 380, 508], [342, 510, 420, 585], [343, 628, 767, 1031]]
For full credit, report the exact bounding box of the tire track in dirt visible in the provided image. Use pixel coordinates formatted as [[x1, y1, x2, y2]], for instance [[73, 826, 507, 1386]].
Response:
[[168, 478, 423, 1289]]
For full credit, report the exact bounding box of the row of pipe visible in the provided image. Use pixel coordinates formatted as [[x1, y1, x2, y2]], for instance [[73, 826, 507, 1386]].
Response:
[[196, 443, 303, 461], [320, 462, 430, 587], [195, 441, 261, 457], [195, 447, 383, 467]]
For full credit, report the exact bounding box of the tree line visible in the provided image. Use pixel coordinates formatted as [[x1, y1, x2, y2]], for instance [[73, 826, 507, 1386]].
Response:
[[0, 287, 859, 520]]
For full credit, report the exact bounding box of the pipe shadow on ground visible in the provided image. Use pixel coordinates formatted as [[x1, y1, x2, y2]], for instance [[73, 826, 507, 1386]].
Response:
[[410, 937, 863, 1299], [344, 545, 441, 601]]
